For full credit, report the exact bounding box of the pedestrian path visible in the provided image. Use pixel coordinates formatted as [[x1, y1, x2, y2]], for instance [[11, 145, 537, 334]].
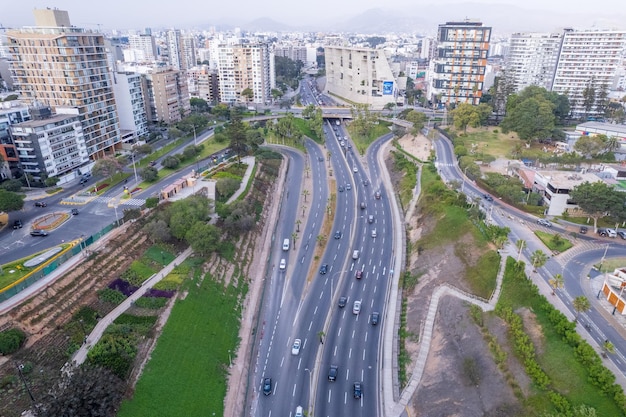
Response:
[[95, 196, 146, 206]]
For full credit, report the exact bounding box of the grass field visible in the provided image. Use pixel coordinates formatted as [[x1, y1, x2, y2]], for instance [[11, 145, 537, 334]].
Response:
[[534, 231, 574, 253], [497, 259, 623, 416], [449, 126, 520, 159], [348, 121, 392, 154], [118, 269, 241, 417]]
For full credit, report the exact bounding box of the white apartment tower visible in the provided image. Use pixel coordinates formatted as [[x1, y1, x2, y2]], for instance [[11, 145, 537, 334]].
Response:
[[551, 29, 626, 118], [507, 33, 562, 91], [167, 29, 196, 71], [6, 8, 121, 158], [428, 20, 491, 107], [111, 72, 149, 140], [216, 43, 271, 105], [128, 33, 157, 62]]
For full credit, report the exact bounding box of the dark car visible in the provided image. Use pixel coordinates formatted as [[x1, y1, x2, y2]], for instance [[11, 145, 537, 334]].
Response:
[[338, 296, 347, 308], [319, 264, 328, 275], [334, 230, 342, 239], [374, 191, 381, 200], [360, 202, 366, 210], [483, 194, 494, 202], [580, 226, 589, 234], [71, 208, 79, 215], [318, 156, 324, 162], [353, 382, 362, 398], [13, 220, 23, 229], [338, 185, 344, 192], [371, 312, 380, 325], [79, 177, 89, 184], [30, 229, 48, 237], [355, 270, 363, 279], [328, 365, 338, 381], [34, 201, 47, 207], [263, 378, 272, 395], [363, 179, 369, 186], [149, 161, 157, 167]]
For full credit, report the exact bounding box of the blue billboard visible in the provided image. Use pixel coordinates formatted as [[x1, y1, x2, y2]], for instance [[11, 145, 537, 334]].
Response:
[[382, 81, 394, 95]]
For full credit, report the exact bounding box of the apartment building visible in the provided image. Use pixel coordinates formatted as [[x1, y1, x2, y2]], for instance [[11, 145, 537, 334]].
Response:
[[128, 32, 158, 62], [274, 45, 307, 64], [145, 68, 190, 124], [507, 32, 562, 91], [216, 43, 272, 105], [325, 46, 397, 110], [427, 20, 491, 107], [187, 66, 219, 103], [10, 105, 88, 183], [551, 29, 626, 118], [6, 8, 121, 159], [0, 102, 30, 179], [111, 72, 149, 141], [167, 29, 196, 71]]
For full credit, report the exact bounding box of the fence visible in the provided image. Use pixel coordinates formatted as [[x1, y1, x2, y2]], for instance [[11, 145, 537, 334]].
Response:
[[0, 221, 118, 303]]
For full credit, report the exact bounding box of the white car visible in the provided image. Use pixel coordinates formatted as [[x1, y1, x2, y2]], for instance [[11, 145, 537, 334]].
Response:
[[291, 338, 301, 355], [279, 258, 286, 270], [353, 166, 358, 173], [353, 300, 361, 315]]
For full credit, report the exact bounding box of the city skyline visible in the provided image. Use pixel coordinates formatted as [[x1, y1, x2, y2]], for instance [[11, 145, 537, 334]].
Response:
[[3, 0, 626, 31]]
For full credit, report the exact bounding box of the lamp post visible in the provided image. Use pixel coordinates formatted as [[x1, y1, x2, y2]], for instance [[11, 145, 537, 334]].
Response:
[[131, 153, 139, 183], [461, 166, 469, 193], [599, 243, 610, 272], [15, 363, 36, 405], [304, 368, 313, 416]]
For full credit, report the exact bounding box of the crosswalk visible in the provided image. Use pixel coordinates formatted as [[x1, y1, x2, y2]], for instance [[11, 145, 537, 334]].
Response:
[[61, 196, 145, 207], [553, 239, 606, 266]]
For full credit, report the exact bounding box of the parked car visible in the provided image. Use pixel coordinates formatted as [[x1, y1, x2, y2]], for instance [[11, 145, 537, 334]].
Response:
[[328, 365, 338, 381], [371, 312, 380, 325], [537, 219, 552, 227], [338, 296, 347, 308], [291, 339, 301, 355], [71, 208, 79, 215], [263, 378, 272, 395], [33, 201, 47, 207], [353, 382, 362, 399], [319, 264, 328, 275], [30, 229, 48, 237], [618, 231, 626, 240], [598, 228, 617, 238], [13, 220, 23, 229], [580, 226, 588, 234]]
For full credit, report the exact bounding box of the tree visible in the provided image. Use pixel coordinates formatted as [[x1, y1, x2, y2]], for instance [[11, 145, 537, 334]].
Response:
[[572, 295, 591, 322], [405, 110, 428, 135], [190, 97, 209, 113], [141, 166, 158, 182], [582, 78, 596, 119], [451, 103, 481, 133], [216, 177, 240, 200], [186, 222, 220, 256], [227, 110, 248, 162], [574, 135, 608, 158], [0, 189, 25, 212], [92, 157, 121, 182], [601, 340, 615, 358], [302, 189, 310, 202], [143, 219, 171, 243], [501, 96, 555, 143], [548, 273, 564, 295], [530, 249, 548, 272], [167, 195, 210, 240], [0, 179, 23, 192], [271, 88, 283, 102], [291, 232, 298, 249], [211, 103, 230, 119], [316, 234, 326, 246], [241, 87, 254, 105], [34, 364, 125, 417], [569, 181, 623, 231], [161, 155, 180, 169]]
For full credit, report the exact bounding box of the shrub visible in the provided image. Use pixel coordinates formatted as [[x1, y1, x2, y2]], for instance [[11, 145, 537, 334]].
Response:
[[0, 328, 27, 355], [145, 197, 159, 208], [98, 288, 127, 305], [135, 297, 169, 309], [109, 278, 139, 297]]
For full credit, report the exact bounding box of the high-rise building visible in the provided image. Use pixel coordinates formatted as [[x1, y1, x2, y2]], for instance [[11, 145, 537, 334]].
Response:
[[551, 29, 626, 118], [428, 20, 491, 107], [166, 29, 196, 71], [274, 45, 307, 63], [144, 68, 190, 124], [188, 66, 219, 103], [217, 43, 271, 105], [111, 72, 149, 141], [325, 46, 398, 110], [6, 8, 121, 158], [0, 102, 30, 179], [507, 32, 562, 92], [10, 105, 88, 182], [128, 33, 157, 62]]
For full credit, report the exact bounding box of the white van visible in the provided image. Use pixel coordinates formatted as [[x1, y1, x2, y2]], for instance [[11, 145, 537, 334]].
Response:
[[371, 229, 377, 238], [282, 238, 290, 251], [352, 250, 359, 260], [295, 406, 304, 417]]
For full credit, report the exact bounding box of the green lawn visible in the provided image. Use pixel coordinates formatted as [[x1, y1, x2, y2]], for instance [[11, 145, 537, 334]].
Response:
[[118, 270, 241, 417], [534, 231, 574, 253], [497, 258, 623, 416], [348, 121, 392, 155], [448, 127, 519, 159]]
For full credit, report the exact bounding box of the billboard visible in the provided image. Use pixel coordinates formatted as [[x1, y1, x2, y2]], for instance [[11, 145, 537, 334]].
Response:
[[382, 81, 394, 95]]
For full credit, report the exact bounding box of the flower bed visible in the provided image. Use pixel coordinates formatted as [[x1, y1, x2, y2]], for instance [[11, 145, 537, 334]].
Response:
[[91, 183, 109, 193], [109, 278, 139, 297], [144, 288, 175, 298]]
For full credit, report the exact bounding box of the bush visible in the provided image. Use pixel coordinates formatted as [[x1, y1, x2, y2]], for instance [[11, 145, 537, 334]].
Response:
[[98, 288, 127, 305], [145, 197, 159, 208], [135, 297, 169, 309], [162, 155, 180, 169], [0, 328, 27, 354]]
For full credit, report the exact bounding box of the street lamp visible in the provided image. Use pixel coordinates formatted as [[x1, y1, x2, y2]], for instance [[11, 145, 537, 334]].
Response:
[[15, 362, 36, 405], [461, 166, 469, 193], [130, 153, 139, 184], [599, 244, 610, 272], [304, 368, 313, 416]]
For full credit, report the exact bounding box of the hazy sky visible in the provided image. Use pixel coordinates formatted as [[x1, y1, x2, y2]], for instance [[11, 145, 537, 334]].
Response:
[[3, 0, 625, 30]]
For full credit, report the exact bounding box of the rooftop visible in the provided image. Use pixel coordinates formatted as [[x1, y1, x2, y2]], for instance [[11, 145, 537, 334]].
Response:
[[537, 170, 602, 189]]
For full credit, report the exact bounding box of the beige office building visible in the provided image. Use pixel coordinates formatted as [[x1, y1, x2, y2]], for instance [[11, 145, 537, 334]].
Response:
[[6, 8, 121, 158], [145, 68, 190, 124]]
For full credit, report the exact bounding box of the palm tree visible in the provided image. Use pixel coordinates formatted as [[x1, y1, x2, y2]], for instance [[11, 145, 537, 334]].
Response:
[[316, 234, 326, 247], [317, 330, 325, 344], [573, 296, 591, 322], [516, 239, 526, 261], [605, 135, 620, 153], [548, 273, 564, 295], [295, 219, 301, 233], [291, 232, 298, 250], [530, 250, 548, 272], [302, 189, 310, 202], [601, 340, 615, 358]]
